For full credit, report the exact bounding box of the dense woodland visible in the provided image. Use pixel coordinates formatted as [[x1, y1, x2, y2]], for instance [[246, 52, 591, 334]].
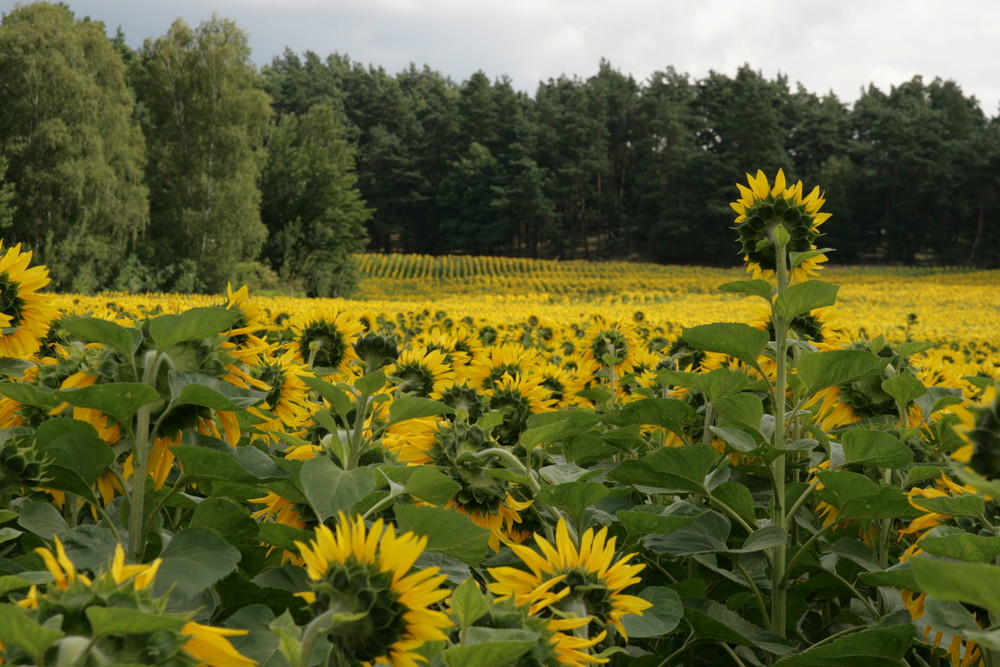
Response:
[[1, 2, 999, 295]]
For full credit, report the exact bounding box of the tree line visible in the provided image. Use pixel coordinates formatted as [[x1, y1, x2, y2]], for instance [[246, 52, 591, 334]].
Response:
[[1, 3, 998, 296]]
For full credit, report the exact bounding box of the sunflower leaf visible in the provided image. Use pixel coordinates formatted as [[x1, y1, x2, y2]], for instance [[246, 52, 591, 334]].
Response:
[[86, 607, 186, 637], [772, 624, 911, 665], [386, 395, 453, 426], [299, 458, 375, 522], [773, 280, 839, 321], [797, 350, 888, 395], [60, 317, 142, 356], [148, 307, 239, 350], [682, 323, 769, 365], [622, 586, 683, 638], [0, 605, 64, 664], [394, 505, 490, 567], [55, 382, 161, 425], [153, 527, 241, 603], [718, 279, 774, 300]]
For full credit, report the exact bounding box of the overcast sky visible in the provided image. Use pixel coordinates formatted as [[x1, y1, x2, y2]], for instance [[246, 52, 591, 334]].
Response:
[[11, 0, 1000, 114]]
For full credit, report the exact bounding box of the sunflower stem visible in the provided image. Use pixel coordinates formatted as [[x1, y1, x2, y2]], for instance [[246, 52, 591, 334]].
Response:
[[770, 234, 791, 641], [298, 610, 335, 667], [128, 349, 160, 562]]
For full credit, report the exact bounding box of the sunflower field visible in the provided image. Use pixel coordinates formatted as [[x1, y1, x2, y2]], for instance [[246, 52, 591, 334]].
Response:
[[0, 171, 997, 666]]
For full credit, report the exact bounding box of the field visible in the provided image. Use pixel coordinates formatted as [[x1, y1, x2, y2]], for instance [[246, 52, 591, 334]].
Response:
[[1, 246, 998, 666]]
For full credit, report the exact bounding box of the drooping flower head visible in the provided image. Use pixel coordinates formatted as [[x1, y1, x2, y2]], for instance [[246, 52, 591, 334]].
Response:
[[294, 513, 452, 667], [730, 169, 831, 281]]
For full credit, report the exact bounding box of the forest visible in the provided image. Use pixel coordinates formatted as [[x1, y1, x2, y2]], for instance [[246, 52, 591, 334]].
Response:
[[1, 1, 998, 296]]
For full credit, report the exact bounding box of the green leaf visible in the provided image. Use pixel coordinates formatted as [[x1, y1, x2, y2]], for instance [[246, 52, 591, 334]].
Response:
[[839, 428, 913, 469], [380, 465, 461, 507], [881, 372, 926, 408], [394, 504, 490, 567], [169, 371, 267, 410], [733, 525, 787, 553], [621, 586, 683, 638], [608, 443, 718, 494], [37, 430, 114, 485], [148, 306, 239, 350], [539, 482, 609, 525], [441, 628, 539, 667], [718, 279, 774, 300], [170, 445, 254, 483], [908, 493, 985, 517], [0, 381, 58, 409], [355, 369, 386, 395], [859, 567, 918, 591], [258, 522, 313, 555], [774, 281, 839, 321], [0, 357, 34, 379], [711, 482, 758, 528], [814, 471, 922, 522], [797, 350, 888, 395], [387, 395, 453, 426], [789, 247, 833, 269], [681, 323, 769, 365], [61, 317, 141, 356], [153, 527, 242, 602], [299, 458, 374, 522], [614, 397, 695, 434], [918, 533, 1000, 563], [714, 393, 764, 434], [87, 607, 186, 636], [616, 508, 700, 541], [252, 563, 311, 593], [302, 375, 353, 417], [709, 426, 760, 452], [519, 419, 572, 449], [539, 464, 603, 485], [450, 577, 489, 630], [773, 624, 912, 666], [190, 497, 259, 546], [657, 368, 753, 400], [55, 382, 160, 425], [0, 605, 64, 663], [0, 575, 31, 596], [645, 511, 730, 556], [18, 501, 68, 538], [683, 597, 797, 655]]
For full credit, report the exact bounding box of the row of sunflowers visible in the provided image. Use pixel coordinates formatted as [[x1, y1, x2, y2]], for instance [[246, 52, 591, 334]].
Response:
[[0, 170, 996, 665]]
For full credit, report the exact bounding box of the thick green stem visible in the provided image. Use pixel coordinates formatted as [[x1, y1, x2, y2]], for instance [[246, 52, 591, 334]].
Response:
[[298, 610, 335, 667], [128, 350, 160, 562], [770, 236, 791, 640]]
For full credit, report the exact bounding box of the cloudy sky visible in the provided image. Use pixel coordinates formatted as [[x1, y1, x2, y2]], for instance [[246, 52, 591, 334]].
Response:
[[18, 0, 1000, 114]]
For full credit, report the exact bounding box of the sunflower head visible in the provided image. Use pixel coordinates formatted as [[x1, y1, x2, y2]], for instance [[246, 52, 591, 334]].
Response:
[[431, 420, 508, 510], [0, 436, 48, 491], [488, 519, 650, 641], [0, 242, 58, 359], [294, 513, 451, 666], [297, 316, 361, 371], [591, 328, 629, 367], [437, 381, 485, 422], [952, 383, 1000, 479], [353, 331, 400, 371], [731, 169, 831, 279]]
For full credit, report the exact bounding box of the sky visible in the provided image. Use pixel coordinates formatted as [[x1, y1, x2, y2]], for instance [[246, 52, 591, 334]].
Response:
[[9, 0, 1000, 114]]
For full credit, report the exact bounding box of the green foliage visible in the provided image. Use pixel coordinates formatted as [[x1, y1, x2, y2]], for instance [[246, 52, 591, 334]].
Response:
[[260, 105, 370, 297], [132, 15, 271, 293], [0, 2, 148, 291]]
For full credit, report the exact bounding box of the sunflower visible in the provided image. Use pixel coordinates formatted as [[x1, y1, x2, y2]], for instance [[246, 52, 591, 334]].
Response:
[[388, 346, 456, 398], [485, 372, 556, 447], [949, 383, 999, 479], [730, 169, 831, 282], [294, 513, 452, 667], [470, 343, 541, 392], [488, 518, 650, 641], [295, 310, 365, 372], [0, 242, 58, 359], [248, 346, 315, 439]]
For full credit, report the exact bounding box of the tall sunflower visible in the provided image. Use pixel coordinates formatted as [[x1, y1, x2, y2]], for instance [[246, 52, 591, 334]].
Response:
[[730, 169, 831, 282], [294, 513, 452, 667], [488, 518, 650, 640], [0, 242, 58, 359]]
